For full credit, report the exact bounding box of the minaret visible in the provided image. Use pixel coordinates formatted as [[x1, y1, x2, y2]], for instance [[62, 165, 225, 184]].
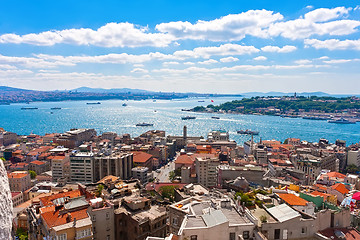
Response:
[[183, 125, 187, 142]]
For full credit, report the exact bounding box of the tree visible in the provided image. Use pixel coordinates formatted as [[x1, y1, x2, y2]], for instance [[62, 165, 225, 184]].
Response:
[[159, 185, 178, 201], [28, 170, 36, 179], [346, 164, 359, 174], [96, 184, 104, 197], [169, 171, 176, 181]]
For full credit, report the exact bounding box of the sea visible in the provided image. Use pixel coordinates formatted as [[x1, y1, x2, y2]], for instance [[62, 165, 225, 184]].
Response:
[[1, 97, 360, 145]]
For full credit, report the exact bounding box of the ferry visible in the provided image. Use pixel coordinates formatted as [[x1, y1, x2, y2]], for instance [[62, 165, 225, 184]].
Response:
[[50, 107, 61, 110], [181, 116, 196, 120], [198, 100, 205, 102], [303, 116, 329, 120], [237, 130, 259, 135], [122, 103, 127, 106], [86, 102, 101, 105], [136, 123, 154, 127], [211, 116, 220, 119], [328, 118, 355, 124], [21, 107, 38, 110]]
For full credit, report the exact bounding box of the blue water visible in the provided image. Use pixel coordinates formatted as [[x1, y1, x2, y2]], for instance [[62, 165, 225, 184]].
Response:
[[1, 97, 360, 145]]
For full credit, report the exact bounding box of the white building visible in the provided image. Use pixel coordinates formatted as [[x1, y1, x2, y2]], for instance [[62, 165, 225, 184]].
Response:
[[70, 152, 95, 183], [347, 150, 360, 167], [169, 197, 255, 240], [195, 157, 219, 188], [132, 166, 149, 184]]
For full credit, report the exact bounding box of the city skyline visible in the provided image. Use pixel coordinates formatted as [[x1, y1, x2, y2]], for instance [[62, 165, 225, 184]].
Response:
[[1, 0, 360, 93]]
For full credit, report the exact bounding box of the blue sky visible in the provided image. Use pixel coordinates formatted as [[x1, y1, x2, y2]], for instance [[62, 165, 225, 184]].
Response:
[[1, 0, 360, 93]]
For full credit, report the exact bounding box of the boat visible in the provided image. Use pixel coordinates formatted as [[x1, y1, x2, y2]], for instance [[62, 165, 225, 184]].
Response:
[[122, 103, 127, 106], [136, 123, 154, 127], [198, 100, 205, 102], [21, 107, 38, 110], [237, 130, 259, 135], [86, 102, 101, 105], [181, 116, 196, 120], [50, 107, 61, 110], [303, 116, 329, 120], [328, 118, 356, 124], [211, 116, 220, 119], [181, 109, 191, 111]]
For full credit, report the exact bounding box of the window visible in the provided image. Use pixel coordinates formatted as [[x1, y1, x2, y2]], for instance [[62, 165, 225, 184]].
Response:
[[274, 229, 280, 240], [57, 233, 67, 240], [229, 232, 235, 240], [172, 217, 178, 226], [92, 215, 96, 221], [301, 227, 306, 234], [283, 229, 288, 239], [106, 212, 110, 219], [190, 236, 197, 240], [243, 231, 250, 239]]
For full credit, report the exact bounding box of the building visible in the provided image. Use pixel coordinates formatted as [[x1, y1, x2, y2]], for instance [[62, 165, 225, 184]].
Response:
[[8, 171, 31, 192], [0, 130, 17, 146], [132, 166, 150, 184], [277, 193, 315, 215], [195, 156, 219, 188], [94, 152, 133, 181], [29, 160, 50, 175], [87, 198, 115, 240], [207, 130, 229, 142], [115, 197, 168, 240], [11, 191, 24, 207], [57, 128, 97, 148], [169, 196, 255, 240], [133, 151, 153, 171], [70, 152, 95, 183], [52, 155, 70, 182], [348, 150, 360, 167]]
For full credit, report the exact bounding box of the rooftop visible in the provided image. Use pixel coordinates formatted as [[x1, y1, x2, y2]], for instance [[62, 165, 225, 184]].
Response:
[[277, 193, 309, 206], [41, 208, 89, 228], [266, 204, 301, 222]]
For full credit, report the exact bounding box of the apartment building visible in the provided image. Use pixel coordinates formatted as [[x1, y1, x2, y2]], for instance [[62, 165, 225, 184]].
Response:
[[87, 198, 115, 240], [132, 166, 150, 184], [70, 152, 95, 183], [8, 171, 31, 192], [52, 155, 70, 182], [57, 128, 96, 148], [0, 130, 17, 146], [195, 156, 219, 188], [94, 152, 133, 181]]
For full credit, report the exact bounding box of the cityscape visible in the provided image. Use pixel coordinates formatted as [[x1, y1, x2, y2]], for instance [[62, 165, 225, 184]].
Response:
[[1, 0, 360, 240]]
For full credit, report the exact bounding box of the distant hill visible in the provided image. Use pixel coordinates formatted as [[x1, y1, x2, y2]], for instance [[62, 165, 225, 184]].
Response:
[[241, 91, 355, 98], [0, 86, 32, 92], [72, 87, 154, 94]]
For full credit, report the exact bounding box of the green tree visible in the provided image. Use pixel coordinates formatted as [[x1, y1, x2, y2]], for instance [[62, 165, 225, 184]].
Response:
[[159, 185, 178, 201], [96, 184, 104, 197], [28, 170, 36, 179], [169, 171, 176, 181], [16, 227, 28, 240]]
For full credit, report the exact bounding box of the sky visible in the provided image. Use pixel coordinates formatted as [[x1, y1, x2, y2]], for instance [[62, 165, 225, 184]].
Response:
[[0, 0, 360, 94]]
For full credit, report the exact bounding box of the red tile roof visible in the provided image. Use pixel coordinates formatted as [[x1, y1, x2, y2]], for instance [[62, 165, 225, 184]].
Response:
[[11, 192, 22, 198], [277, 193, 309, 206], [8, 172, 29, 179], [319, 228, 360, 240], [311, 191, 331, 201], [314, 184, 327, 192], [41, 208, 89, 228], [52, 155, 66, 161], [132, 151, 153, 163], [175, 155, 194, 165], [331, 183, 349, 195], [39, 190, 82, 206], [30, 160, 46, 166], [327, 172, 346, 179]]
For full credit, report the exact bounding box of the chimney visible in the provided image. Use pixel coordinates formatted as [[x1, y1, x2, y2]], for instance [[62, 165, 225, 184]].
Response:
[[183, 125, 187, 142], [66, 213, 72, 223]]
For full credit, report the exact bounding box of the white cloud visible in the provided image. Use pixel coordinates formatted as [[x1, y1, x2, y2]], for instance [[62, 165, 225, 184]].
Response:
[[131, 68, 149, 73], [267, 7, 360, 40], [163, 61, 180, 66], [306, 6, 314, 10], [156, 10, 283, 41], [133, 63, 144, 67], [323, 59, 359, 64], [220, 57, 239, 62], [183, 62, 195, 65], [304, 38, 360, 50], [261, 45, 297, 53], [198, 59, 218, 65], [317, 56, 329, 60], [0, 22, 174, 47], [294, 59, 312, 64], [253, 56, 267, 61], [174, 44, 259, 59]]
